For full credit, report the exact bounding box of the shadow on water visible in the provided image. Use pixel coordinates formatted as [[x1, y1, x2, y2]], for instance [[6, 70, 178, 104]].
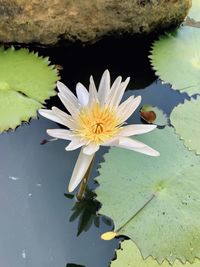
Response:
[[65, 188, 112, 237], [0, 34, 190, 267], [36, 34, 157, 95], [66, 264, 85, 267]]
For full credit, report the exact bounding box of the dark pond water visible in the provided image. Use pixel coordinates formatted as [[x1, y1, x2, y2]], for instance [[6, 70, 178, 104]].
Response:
[[0, 36, 189, 267]]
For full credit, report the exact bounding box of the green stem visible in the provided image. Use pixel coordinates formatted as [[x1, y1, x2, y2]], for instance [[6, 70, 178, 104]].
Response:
[[117, 193, 156, 232], [76, 158, 94, 201]]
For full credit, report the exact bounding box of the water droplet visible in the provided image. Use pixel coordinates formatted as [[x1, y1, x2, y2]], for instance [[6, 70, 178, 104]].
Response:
[[9, 176, 21, 181], [28, 193, 32, 197], [22, 250, 26, 259], [36, 183, 42, 187]]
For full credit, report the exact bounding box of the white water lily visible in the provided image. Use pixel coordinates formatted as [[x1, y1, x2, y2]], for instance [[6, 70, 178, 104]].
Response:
[[39, 70, 159, 192]]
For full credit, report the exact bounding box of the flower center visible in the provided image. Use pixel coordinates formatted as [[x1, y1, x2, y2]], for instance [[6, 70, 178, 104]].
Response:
[[75, 102, 121, 144], [92, 122, 104, 134]]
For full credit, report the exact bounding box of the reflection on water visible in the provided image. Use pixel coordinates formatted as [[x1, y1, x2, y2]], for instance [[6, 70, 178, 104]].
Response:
[[38, 34, 157, 95], [66, 188, 112, 237]]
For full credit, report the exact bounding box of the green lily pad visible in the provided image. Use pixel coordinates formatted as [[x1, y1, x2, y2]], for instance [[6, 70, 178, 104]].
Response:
[[96, 127, 200, 264], [149, 26, 200, 96], [140, 105, 168, 126], [111, 240, 200, 267], [0, 47, 59, 132], [188, 0, 200, 21], [171, 97, 200, 155], [0, 90, 41, 132]]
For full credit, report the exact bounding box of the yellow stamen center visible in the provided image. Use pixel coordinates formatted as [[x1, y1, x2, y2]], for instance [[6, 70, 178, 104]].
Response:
[[75, 102, 121, 144]]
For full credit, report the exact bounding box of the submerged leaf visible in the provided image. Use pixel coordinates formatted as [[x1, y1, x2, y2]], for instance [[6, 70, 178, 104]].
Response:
[[150, 26, 200, 96], [111, 240, 200, 267], [96, 127, 200, 264], [171, 97, 200, 154], [140, 105, 168, 126], [0, 47, 59, 132]]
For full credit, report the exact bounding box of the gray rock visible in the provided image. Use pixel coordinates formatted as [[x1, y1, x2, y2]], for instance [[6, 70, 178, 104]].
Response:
[[0, 0, 192, 45]]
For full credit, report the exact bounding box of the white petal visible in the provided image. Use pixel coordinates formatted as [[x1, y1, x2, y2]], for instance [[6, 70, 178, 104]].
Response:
[[89, 75, 98, 105], [65, 138, 86, 151], [46, 129, 73, 140], [58, 92, 79, 117], [118, 137, 150, 148], [57, 81, 79, 109], [102, 137, 120, 146], [109, 77, 130, 108], [105, 76, 122, 106], [98, 70, 110, 105], [68, 148, 94, 192], [117, 95, 141, 123], [131, 146, 160, 156], [117, 137, 160, 157], [52, 106, 70, 119], [83, 143, 100, 155], [110, 76, 122, 92], [39, 109, 66, 126], [120, 124, 157, 136], [76, 82, 89, 106], [52, 107, 77, 129]]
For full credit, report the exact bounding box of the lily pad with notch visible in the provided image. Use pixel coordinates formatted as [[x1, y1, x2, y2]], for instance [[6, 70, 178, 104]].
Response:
[[96, 127, 200, 264], [0, 47, 59, 132], [111, 240, 200, 267], [170, 97, 200, 155], [149, 26, 200, 96]]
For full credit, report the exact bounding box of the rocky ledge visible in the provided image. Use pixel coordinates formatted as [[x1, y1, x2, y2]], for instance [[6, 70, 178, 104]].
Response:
[[0, 0, 192, 45]]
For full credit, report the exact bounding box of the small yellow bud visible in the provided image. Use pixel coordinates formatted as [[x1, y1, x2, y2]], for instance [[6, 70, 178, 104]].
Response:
[[101, 231, 117, 240]]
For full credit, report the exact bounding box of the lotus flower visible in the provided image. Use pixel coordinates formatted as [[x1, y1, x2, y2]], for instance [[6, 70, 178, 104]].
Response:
[[39, 70, 159, 192]]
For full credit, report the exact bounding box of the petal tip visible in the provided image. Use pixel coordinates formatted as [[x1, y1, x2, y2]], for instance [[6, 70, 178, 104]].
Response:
[[76, 82, 82, 88], [38, 109, 44, 115], [125, 77, 131, 84], [68, 183, 75, 193], [135, 95, 142, 105], [104, 69, 110, 75], [56, 80, 62, 87], [153, 151, 160, 157], [46, 129, 53, 135]]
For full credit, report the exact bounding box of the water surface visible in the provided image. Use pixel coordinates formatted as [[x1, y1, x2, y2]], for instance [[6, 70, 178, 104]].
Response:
[[0, 36, 188, 267]]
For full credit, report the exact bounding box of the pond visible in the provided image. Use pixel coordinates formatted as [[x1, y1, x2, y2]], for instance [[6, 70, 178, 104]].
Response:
[[0, 35, 190, 267]]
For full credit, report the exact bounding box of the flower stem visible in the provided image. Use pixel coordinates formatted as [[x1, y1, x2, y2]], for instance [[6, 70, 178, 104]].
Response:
[[117, 193, 156, 232], [76, 158, 94, 201]]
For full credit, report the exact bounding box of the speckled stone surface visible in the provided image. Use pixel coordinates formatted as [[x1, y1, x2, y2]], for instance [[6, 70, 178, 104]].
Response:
[[0, 0, 192, 45]]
